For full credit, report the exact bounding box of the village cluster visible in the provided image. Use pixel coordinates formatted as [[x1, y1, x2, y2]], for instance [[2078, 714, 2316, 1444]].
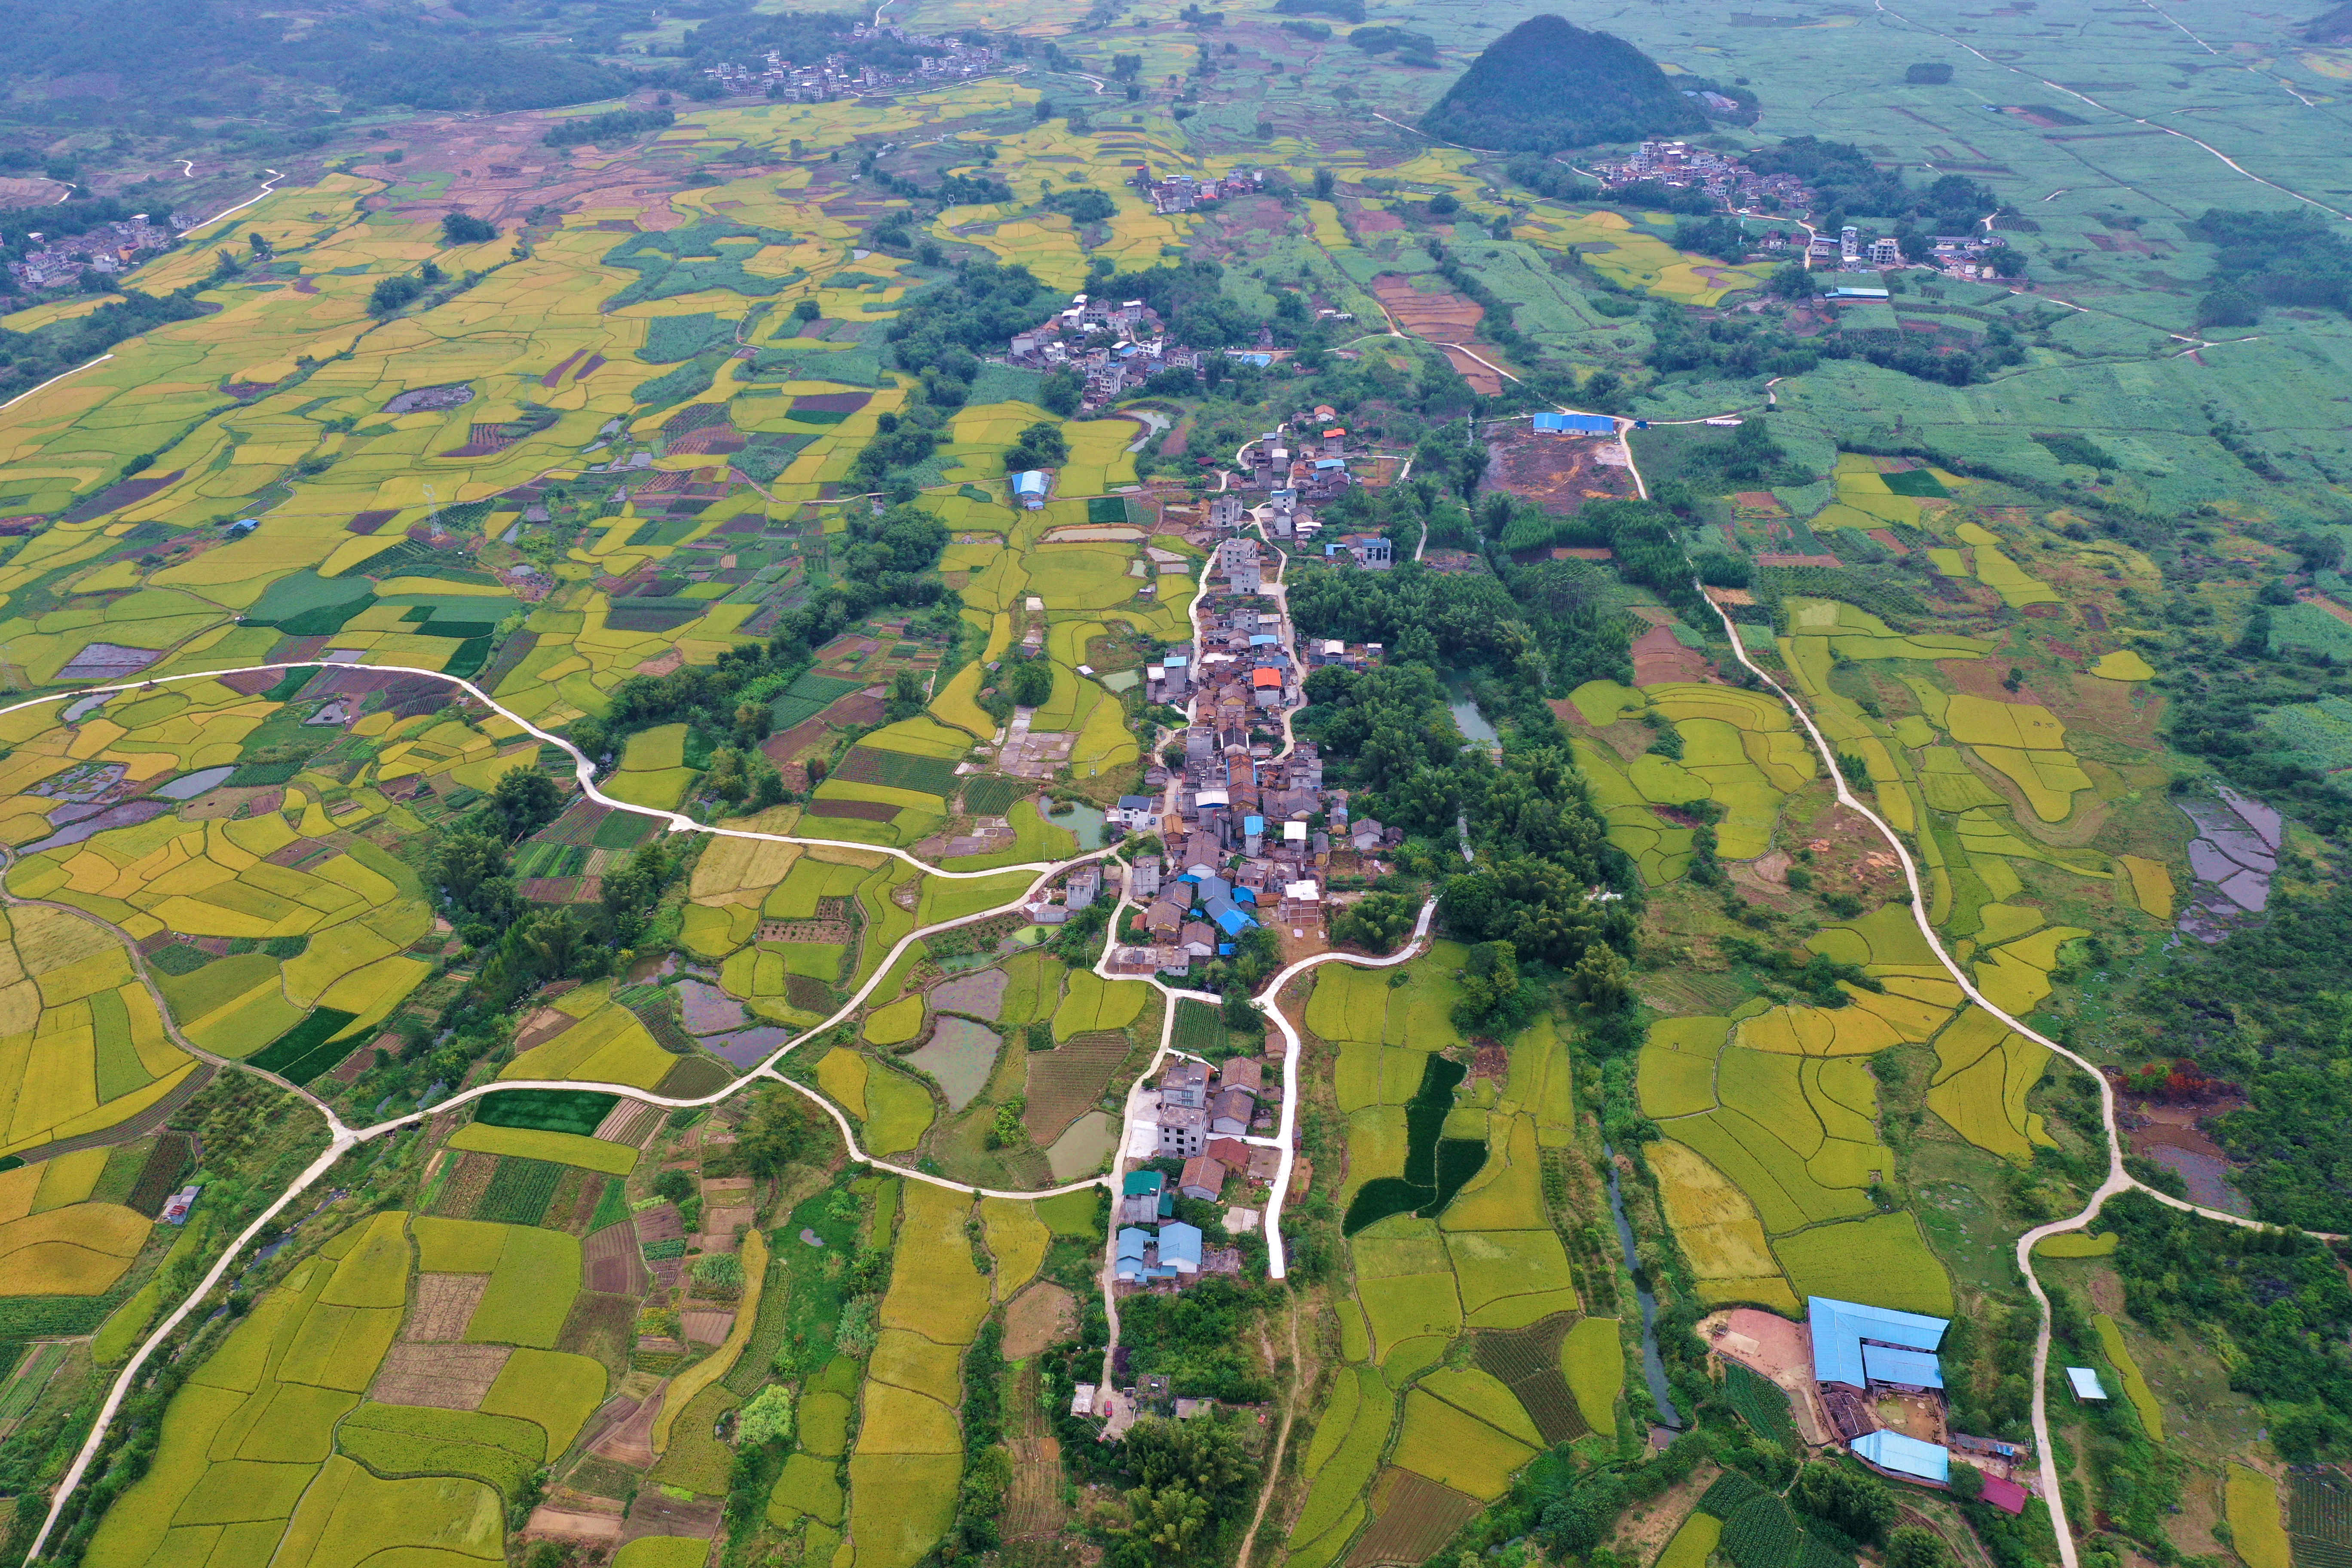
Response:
[[1127, 162, 1269, 215], [1078, 509, 1387, 980], [1804, 223, 2013, 280], [1075, 1053, 1289, 1433], [3, 212, 182, 295], [1589, 140, 2014, 279], [698, 25, 1001, 101], [1591, 139, 1812, 215], [1006, 293, 1207, 410]]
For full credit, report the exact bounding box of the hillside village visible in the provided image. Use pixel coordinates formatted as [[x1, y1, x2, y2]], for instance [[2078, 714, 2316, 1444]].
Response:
[[3, 212, 181, 294], [701, 26, 1003, 99]]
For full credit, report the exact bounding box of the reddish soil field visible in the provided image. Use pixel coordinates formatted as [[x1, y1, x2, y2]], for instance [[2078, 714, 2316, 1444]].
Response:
[[1370, 274, 1482, 338], [2297, 588, 2352, 628], [1711, 1306, 1814, 1384], [1479, 423, 1640, 515], [1439, 346, 1507, 395], [1631, 625, 1715, 685]]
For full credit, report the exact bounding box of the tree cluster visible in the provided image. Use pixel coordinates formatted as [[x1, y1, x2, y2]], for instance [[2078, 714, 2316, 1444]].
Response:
[[2192, 207, 2352, 325]]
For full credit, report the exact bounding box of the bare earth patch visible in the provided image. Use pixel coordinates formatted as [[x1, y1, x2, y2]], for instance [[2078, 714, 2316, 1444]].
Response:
[[406, 1273, 488, 1341], [373, 1342, 511, 1409], [1002, 1281, 1077, 1360]]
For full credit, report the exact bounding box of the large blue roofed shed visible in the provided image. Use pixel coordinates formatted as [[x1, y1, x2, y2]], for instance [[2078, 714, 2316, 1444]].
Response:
[[1851, 1430, 1951, 1484], [1808, 1296, 1948, 1390]]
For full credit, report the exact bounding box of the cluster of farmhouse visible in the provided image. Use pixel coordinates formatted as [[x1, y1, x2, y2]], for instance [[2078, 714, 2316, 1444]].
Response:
[[1127, 162, 1268, 214], [1006, 292, 1207, 411], [1085, 521, 1387, 980], [4, 213, 180, 295], [699, 27, 999, 99], [1590, 139, 1811, 212]]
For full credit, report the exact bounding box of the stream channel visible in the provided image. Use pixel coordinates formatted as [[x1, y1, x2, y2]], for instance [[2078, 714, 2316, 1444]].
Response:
[[1603, 1142, 1684, 1429]]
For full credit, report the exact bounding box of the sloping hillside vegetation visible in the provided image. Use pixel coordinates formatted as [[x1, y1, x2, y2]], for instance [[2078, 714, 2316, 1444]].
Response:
[[1419, 14, 1706, 151]]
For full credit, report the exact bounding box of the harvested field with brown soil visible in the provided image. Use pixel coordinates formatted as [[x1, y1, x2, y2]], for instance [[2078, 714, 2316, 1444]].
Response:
[[683, 1309, 737, 1346], [591, 1382, 666, 1468], [1631, 625, 1715, 686], [521, 1499, 625, 1547], [1479, 423, 1640, 516], [622, 1493, 723, 1545], [594, 1099, 663, 1146], [1004, 1360, 1066, 1540], [434, 1152, 501, 1222], [1022, 1030, 1131, 1143], [407, 1274, 489, 1342], [584, 1226, 650, 1296], [1348, 1468, 1485, 1568], [374, 1342, 511, 1409], [1370, 274, 1482, 339], [514, 1008, 577, 1054], [1002, 1282, 1077, 1360], [809, 798, 900, 821], [1439, 346, 1509, 395]]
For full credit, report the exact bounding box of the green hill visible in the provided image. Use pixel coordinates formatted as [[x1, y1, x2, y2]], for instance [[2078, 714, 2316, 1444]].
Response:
[[1418, 14, 1706, 151]]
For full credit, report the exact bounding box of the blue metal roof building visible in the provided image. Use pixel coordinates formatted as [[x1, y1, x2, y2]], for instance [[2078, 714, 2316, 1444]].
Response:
[[1012, 470, 1050, 509], [1158, 1222, 1203, 1272], [1809, 1296, 1948, 1390], [1534, 411, 1614, 434], [1862, 1345, 1945, 1389], [1852, 1430, 1950, 1484]]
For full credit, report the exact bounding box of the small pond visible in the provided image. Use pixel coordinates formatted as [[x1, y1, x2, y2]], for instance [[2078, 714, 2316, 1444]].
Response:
[[1046, 799, 1106, 850], [703, 1024, 793, 1069], [904, 1017, 1001, 1112], [1046, 1109, 1117, 1181], [153, 766, 235, 801], [24, 800, 170, 855], [676, 978, 748, 1035], [1447, 683, 1499, 759], [930, 970, 1007, 1022]]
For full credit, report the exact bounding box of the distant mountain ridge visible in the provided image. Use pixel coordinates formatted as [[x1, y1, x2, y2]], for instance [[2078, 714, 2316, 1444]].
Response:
[[2305, 0, 2352, 43], [1418, 14, 1708, 152]]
